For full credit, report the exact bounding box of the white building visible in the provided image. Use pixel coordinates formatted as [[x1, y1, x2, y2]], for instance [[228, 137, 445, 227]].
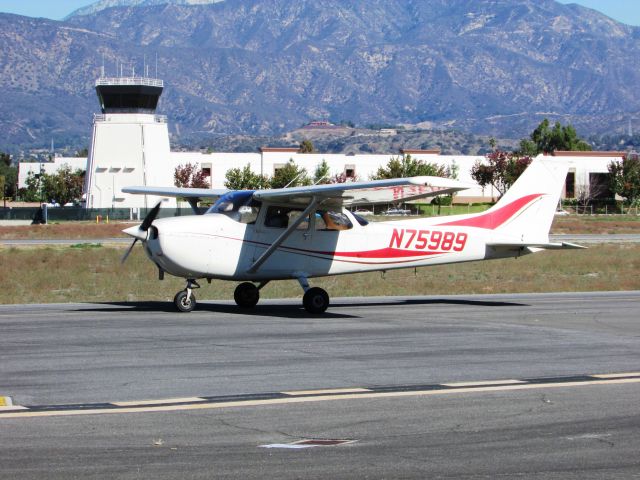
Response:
[[18, 156, 87, 191]]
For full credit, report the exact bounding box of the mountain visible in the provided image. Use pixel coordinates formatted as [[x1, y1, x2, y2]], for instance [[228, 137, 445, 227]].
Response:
[[1, 0, 640, 151], [67, 0, 223, 19]]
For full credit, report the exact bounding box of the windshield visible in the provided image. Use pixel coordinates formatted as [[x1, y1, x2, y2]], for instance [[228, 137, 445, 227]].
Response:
[[206, 191, 260, 224]]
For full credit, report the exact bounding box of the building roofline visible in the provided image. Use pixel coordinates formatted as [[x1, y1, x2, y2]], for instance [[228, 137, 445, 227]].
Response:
[[552, 150, 625, 157], [399, 148, 441, 155], [260, 147, 300, 153]]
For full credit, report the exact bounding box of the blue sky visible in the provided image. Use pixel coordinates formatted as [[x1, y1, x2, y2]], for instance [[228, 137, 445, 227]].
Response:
[[0, 1, 640, 26]]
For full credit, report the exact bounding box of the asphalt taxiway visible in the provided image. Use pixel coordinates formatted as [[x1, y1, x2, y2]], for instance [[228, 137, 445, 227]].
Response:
[[1, 291, 640, 478]]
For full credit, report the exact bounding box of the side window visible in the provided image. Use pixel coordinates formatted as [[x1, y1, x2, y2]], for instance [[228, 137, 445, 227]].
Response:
[[264, 206, 309, 230], [315, 210, 353, 231]]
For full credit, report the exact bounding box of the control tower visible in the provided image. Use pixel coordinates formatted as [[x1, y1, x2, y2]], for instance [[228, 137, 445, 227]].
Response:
[[84, 76, 176, 209]]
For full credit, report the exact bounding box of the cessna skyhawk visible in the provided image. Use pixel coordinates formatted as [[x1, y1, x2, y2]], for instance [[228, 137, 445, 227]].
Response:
[[122, 156, 582, 314]]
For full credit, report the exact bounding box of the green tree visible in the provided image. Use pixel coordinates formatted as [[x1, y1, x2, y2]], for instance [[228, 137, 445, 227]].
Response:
[[371, 154, 447, 179], [608, 154, 640, 206], [18, 171, 44, 202], [41, 165, 85, 206], [0, 154, 18, 199], [75, 148, 89, 157], [519, 119, 592, 155], [471, 150, 532, 197], [270, 159, 311, 189], [299, 139, 314, 153], [313, 159, 331, 184], [224, 164, 269, 190]]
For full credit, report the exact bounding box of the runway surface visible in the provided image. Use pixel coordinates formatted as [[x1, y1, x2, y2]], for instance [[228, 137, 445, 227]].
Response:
[[1, 291, 640, 478]]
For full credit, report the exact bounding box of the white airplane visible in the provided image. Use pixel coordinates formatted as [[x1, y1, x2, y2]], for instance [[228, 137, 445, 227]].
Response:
[[122, 156, 583, 314]]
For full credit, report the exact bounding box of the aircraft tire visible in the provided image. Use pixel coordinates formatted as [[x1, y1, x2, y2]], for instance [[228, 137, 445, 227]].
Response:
[[303, 287, 329, 314], [234, 282, 260, 308], [174, 290, 196, 313]]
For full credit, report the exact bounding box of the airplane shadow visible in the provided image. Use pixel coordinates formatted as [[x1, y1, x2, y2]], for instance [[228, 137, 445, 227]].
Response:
[[75, 301, 358, 319], [74, 297, 528, 318], [331, 298, 530, 308]]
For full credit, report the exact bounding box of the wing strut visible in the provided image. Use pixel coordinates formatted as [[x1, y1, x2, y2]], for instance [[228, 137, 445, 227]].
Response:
[[247, 197, 320, 274]]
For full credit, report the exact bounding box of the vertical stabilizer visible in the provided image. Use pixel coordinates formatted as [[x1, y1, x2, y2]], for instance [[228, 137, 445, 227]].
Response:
[[487, 155, 568, 242], [438, 155, 568, 244]]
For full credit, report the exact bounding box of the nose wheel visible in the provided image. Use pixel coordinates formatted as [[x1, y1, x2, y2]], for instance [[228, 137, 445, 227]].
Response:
[[174, 279, 200, 313]]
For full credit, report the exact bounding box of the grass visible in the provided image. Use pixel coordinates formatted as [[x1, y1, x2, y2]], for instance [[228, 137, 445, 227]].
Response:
[[1, 214, 640, 241], [0, 244, 637, 305]]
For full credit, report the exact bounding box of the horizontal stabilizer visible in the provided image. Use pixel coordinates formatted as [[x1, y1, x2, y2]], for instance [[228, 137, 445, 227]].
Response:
[[487, 241, 587, 250]]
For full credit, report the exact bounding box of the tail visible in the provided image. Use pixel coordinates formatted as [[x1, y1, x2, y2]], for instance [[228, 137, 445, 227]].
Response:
[[439, 155, 584, 249]]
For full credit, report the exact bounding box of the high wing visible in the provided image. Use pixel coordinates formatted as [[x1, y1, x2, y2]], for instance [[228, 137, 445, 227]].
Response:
[[253, 176, 470, 208], [122, 186, 228, 199], [121, 186, 229, 212]]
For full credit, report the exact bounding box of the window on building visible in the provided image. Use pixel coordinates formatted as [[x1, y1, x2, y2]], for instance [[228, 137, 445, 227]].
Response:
[[565, 171, 575, 199], [344, 164, 356, 179]]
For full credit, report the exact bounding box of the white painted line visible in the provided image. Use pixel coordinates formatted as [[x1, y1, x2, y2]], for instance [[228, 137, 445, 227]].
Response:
[[591, 372, 640, 379], [442, 379, 526, 387], [3, 377, 640, 419], [0, 406, 28, 412], [282, 388, 371, 396], [112, 397, 206, 407], [260, 443, 315, 449]]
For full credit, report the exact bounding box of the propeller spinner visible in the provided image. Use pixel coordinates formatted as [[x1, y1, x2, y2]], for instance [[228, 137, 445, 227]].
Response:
[[121, 202, 162, 264]]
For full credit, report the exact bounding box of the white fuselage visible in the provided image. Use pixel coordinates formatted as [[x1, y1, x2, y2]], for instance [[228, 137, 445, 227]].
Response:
[[142, 208, 504, 282]]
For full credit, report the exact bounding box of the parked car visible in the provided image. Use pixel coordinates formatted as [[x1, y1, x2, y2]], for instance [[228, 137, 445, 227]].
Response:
[[353, 209, 374, 216], [384, 208, 411, 216]]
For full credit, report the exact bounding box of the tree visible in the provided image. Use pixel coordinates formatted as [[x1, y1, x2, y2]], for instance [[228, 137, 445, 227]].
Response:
[[313, 159, 331, 184], [75, 148, 89, 157], [299, 139, 314, 153], [224, 164, 269, 190], [371, 154, 447, 180], [41, 165, 85, 206], [471, 150, 532, 198], [0, 153, 17, 199], [519, 119, 592, 155], [18, 171, 43, 202], [270, 159, 311, 189], [608, 154, 640, 206], [174, 163, 209, 188]]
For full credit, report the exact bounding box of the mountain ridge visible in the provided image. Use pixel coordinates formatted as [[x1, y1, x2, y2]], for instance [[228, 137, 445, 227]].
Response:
[[1, 0, 639, 150]]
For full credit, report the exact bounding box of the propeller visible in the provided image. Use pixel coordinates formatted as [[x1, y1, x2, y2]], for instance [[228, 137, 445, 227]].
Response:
[[121, 202, 162, 264]]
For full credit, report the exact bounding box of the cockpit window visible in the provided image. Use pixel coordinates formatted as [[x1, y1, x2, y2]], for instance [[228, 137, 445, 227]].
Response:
[[206, 191, 261, 224]]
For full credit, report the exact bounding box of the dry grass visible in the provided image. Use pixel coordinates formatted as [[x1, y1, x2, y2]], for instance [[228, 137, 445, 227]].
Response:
[[551, 215, 640, 234], [0, 222, 134, 240], [0, 244, 637, 305]]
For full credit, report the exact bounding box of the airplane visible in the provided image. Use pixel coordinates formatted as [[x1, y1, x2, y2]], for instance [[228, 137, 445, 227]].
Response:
[[121, 155, 584, 314]]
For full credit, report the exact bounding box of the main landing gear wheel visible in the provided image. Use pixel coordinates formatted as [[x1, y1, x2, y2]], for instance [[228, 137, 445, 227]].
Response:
[[174, 290, 196, 313], [303, 287, 330, 314], [234, 282, 260, 308]]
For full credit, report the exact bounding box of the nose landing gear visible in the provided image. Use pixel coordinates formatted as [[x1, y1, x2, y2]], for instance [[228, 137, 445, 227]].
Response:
[[174, 279, 200, 312]]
